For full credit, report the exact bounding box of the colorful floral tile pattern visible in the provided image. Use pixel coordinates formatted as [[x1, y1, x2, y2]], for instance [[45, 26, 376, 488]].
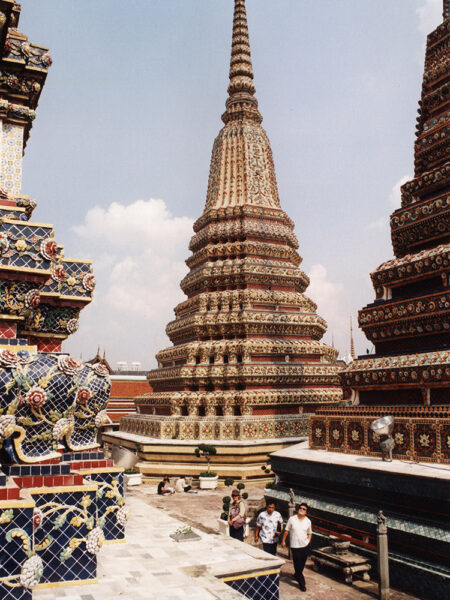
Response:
[[0, 504, 34, 600], [88, 471, 126, 542], [347, 421, 365, 451], [309, 414, 449, 463], [120, 414, 308, 441]]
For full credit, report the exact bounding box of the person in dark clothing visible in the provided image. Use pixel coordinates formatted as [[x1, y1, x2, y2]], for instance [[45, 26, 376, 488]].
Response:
[[281, 503, 312, 592], [157, 476, 174, 495]]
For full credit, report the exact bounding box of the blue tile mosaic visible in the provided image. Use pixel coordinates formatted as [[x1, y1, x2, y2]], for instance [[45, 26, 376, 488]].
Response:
[[31, 487, 99, 584], [225, 572, 279, 600], [88, 471, 126, 542], [0, 504, 34, 599]]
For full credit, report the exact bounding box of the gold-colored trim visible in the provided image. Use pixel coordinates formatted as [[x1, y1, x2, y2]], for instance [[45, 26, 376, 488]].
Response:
[[63, 258, 93, 264], [36, 578, 98, 589], [19, 330, 67, 339], [103, 538, 126, 545], [0, 265, 51, 275], [0, 314, 24, 320], [76, 467, 124, 474], [29, 485, 98, 494], [0, 499, 35, 509], [11, 428, 61, 464], [0, 206, 26, 213], [41, 292, 92, 301], [2, 218, 53, 228], [220, 568, 280, 582], [0, 344, 37, 353]]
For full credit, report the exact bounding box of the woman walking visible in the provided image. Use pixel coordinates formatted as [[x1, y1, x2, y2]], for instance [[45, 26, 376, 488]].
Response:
[[228, 489, 246, 542]]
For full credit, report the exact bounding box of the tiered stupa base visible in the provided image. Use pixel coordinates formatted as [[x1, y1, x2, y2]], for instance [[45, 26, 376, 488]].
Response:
[[104, 413, 309, 481]]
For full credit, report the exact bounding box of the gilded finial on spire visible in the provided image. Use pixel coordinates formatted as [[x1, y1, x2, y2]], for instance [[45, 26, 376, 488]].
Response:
[[223, 0, 262, 124], [444, 1, 450, 21]]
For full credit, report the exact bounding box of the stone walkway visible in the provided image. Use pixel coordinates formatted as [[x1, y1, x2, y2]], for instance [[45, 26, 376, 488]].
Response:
[[33, 483, 421, 600], [138, 485, 420, 600]]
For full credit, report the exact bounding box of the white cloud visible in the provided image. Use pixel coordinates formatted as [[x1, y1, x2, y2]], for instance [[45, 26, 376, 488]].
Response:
[[416, 0, 442, 35], [367, 174, 411, 230], [307, 264, 348, 357], [388, 174, 411, 208], [65, 198, 193, 369]]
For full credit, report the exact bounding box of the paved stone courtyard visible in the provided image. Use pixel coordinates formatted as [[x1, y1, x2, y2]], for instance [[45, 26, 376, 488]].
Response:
[[34, 483, 421, 600]]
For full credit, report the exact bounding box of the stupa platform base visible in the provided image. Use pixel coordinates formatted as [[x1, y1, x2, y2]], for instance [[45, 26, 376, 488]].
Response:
[[102, 429, 306, 482], [266, 442, 450, 600]]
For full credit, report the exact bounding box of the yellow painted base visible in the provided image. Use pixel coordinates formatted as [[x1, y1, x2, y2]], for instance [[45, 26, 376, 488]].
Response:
[[221, 568, 280, 582], [103, 433, 301, 481], [36, 578, 98, 589]]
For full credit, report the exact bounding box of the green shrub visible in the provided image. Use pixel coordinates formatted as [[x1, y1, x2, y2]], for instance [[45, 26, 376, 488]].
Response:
[[124, 468, 140, 475], [224, 477, 234, 487], [265, 482, 273, 489], [194, 444, 217, 472], [237, 482, 245, 490], [242, 492, 248, 500], [222, 496, 231, 505], [199, 471, 217, 477], [220, 512, 228, 521]]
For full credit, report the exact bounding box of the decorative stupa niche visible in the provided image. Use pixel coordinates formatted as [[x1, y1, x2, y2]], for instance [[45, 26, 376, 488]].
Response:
[[136, 0, 342, 431], [342, 2, 450, 406]]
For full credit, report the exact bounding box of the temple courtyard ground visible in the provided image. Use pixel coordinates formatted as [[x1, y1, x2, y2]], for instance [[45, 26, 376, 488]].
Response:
[[34, 484, 421, 600]]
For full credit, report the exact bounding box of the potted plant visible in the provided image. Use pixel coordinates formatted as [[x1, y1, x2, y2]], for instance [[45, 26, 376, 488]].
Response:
[[123, 468, 142, 486], [170, 524, 201, 543], [194, 444, 218, 489]]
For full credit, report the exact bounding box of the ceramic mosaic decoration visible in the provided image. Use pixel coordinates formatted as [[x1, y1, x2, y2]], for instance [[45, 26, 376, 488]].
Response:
[[0, 2, 124, 597]]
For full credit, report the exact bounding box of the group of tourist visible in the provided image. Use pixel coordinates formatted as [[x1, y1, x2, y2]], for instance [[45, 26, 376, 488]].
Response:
[[157, 480, 312, 592], [157, 475, 194, 495], [232, 492, 312, 593]]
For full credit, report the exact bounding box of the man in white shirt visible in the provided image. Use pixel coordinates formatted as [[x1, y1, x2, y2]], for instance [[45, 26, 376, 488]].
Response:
[[255, 501, 284, 555], [281, 502, 312, 592]]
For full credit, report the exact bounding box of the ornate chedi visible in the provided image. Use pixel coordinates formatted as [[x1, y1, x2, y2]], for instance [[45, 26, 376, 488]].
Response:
[[110, 0, 342, 480], [268, 6, 449, 600], [341, 3, 450, 407], [0, 4, 126, 599], [141, 0, 342, 418]]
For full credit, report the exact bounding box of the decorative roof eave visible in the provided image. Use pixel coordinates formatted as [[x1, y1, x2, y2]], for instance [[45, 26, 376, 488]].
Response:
[[0, 3, 52, 149], [370, 243, 449, 293]]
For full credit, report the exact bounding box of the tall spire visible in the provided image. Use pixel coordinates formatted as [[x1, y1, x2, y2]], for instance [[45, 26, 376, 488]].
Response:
[[350, 316, 355, 360], [223, 0, 262, 124]]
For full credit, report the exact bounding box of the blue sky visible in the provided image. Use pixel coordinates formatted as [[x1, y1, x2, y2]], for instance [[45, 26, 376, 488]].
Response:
[[18, 0, 442, 368]]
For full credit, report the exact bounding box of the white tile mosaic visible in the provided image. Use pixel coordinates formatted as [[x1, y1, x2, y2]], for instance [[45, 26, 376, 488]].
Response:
[[0, 121, 23, 194]]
